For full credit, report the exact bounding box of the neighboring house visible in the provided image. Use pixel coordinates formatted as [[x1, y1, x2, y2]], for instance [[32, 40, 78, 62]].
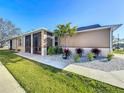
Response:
[[9, 24, 122, 56], [113, 38, 124, 49]]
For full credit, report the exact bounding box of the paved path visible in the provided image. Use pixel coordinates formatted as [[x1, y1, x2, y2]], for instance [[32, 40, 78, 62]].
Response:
[[16, 52, 124, 89], [0, 62, 26, 93]]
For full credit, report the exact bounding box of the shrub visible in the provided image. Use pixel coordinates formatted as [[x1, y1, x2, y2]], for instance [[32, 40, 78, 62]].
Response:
[[87, 52, 94, 61], [91, 48, 101, 57], [75, 48, 83, 57], [54, 46, 58, 54], [74, 54, 80, 62], [48, 46, 63, 55], [107, 53, 114, 61], [48, 47, 54, 55], [55, 46, 63, 54], [58, 47, 63, 54]]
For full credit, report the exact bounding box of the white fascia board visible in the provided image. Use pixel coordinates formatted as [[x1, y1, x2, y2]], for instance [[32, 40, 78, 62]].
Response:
[[76, 27, 110, 33], [9, 28, 52, 39], [76, 24, 122, 33], [22, 28, 47, 36]]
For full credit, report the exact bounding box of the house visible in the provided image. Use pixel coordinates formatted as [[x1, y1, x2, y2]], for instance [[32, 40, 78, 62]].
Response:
[[9, 24, 122, 56], [60, 24, 122, 56]]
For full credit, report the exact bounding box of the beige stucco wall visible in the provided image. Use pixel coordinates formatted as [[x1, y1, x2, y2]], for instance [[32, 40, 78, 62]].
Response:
[[12, 38, 17, 50], [16, 37, 25, 52], [60, 28, 110, 48], [11, 36, 25, 52]]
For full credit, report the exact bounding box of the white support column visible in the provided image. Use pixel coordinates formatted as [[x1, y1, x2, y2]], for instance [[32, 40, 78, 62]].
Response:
[[8, 40, 10, 49], [52, 36, 55, 46], [41, 31, 44, 56], [15, 38, 18, 52], [23, 36, 25, 52], [31, 34, 33, 54]]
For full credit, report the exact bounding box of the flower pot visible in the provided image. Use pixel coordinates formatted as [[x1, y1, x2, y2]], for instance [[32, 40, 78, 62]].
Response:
[[62, 55, 67, 59]]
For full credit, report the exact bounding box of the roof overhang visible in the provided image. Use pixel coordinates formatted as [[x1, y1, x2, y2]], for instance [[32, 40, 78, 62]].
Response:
[[22, 28, 48, 36], [106, 24, 122, 31], [9, 27, 53, 40], [76, 24, 122, 33]]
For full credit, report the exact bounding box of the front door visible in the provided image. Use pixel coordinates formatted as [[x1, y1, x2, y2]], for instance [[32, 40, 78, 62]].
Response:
[[33, 32, 41, 54], [25, 35, 31, 53]]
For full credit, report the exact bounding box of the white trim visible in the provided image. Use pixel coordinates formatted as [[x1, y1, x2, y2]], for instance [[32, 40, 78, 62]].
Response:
[[52, 36, 55, 46], [23, 36, 25, 52], [41, 48, 47, 56], [77, 24, 122, 33], [41, 48, 44, 56], [77, 27, 110, 33], [9, 28, 53, 39]]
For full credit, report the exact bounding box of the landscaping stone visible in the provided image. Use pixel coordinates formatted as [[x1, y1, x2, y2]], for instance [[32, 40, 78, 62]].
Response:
[[75, 56, 124, 72]]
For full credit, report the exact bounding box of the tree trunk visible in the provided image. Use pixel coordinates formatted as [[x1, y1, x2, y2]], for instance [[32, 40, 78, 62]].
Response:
[[64, 36, 67, 48], [58, 37, 60, 47]]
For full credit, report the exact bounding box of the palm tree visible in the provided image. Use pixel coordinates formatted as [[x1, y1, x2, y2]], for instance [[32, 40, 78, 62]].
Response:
[[54, 24, 65, 46], [54, 22, 77, 47]]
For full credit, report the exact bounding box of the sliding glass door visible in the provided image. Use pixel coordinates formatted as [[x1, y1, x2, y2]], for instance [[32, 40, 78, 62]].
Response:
[[25, 35, 31, 53], [33, 32, 41, 54]]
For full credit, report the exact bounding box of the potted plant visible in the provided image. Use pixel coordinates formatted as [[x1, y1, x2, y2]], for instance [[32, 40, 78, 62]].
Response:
[[75, 48, 83, 57], [91, 48, 101, 58], [62, 48, 71, 59]]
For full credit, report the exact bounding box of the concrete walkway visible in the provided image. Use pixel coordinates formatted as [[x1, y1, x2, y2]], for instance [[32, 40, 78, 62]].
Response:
[[64, 64, 124, 89], [16, 52, 73, 69], [0, 62, 26, 93], [16, 52, 124, 89]]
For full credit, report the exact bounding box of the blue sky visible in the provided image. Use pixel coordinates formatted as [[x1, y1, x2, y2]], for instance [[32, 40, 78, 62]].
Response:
[[0, 0, 124, 38]]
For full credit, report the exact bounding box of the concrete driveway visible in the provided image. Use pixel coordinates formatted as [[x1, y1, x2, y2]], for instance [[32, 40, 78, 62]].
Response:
[[114, 54, 124, 59]]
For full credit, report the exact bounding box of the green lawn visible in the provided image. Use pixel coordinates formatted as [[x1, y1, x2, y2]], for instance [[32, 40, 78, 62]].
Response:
[[113, 49, 124, 54], [0, 50, 124, 93]]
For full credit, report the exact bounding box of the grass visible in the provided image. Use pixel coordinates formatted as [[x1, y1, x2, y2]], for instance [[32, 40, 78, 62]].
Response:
[[0, 50, 124, 93], [113, 49, 124, 54]]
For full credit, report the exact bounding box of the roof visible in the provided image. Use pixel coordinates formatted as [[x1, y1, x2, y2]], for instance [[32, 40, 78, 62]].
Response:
[[8, 24, 122, 40], [9, 27, 52, 40], [77, 24, 101, 31], [77, 24, 122, 32]]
